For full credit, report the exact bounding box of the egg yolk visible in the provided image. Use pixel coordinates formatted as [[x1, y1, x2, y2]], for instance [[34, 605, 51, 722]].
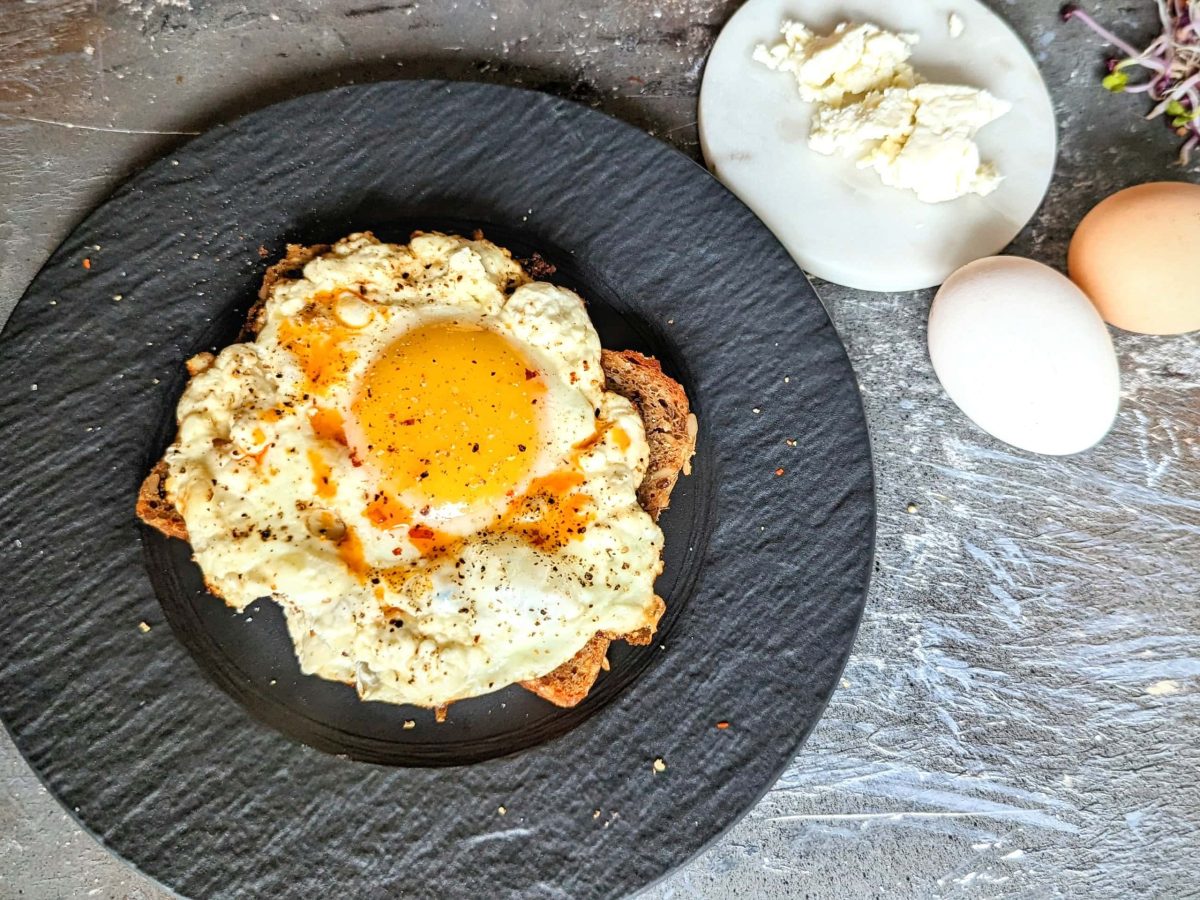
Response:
[[276, 291, 365, 395], [278, 319, 357, 395], [336, 525, 368, 577], [307, 449, 337, 499], [309, 407, 347, 445], [350, 322, 544, 507], [365, 490, 410, 529]]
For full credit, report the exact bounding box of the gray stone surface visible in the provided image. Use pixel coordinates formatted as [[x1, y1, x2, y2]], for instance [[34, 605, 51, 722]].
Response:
[[1, 0, 1197, 898]]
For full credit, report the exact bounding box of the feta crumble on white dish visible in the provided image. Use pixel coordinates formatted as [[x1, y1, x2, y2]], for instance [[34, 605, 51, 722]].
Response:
[[752, 21, 917, 105], [755, 19, 1011, 204]]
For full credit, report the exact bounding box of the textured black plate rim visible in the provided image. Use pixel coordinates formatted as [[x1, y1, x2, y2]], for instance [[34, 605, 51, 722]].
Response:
[[0, 78, 876, 899]]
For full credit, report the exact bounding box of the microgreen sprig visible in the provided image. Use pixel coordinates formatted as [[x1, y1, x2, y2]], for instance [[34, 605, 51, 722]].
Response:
[[1064, 1, 1200, 164]]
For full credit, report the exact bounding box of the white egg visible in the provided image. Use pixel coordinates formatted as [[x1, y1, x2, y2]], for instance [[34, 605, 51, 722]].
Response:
[[928, 257, 1120, 455]]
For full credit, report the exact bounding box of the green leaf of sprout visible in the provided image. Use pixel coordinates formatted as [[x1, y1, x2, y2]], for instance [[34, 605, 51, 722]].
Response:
[[1165, 100, 1198, 125], [1102, 70, 1129, 92]]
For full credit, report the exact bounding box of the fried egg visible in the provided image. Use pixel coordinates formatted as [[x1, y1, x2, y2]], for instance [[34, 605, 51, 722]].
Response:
[[163, 232, 664, 707]]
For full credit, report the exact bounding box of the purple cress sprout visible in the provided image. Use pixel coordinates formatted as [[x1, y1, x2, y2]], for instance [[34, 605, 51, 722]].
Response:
[[1064, 1, 1200, 165]]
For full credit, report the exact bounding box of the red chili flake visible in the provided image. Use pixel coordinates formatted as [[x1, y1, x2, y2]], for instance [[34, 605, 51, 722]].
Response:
[[409, 524, 436, 540], [774, 468, 785, 477], [82, 258, 91, 270], [525, 369, 538, 380], [400, 418, 416, 426], [392, 547, 403, 556], [716, 721, 730, 730]]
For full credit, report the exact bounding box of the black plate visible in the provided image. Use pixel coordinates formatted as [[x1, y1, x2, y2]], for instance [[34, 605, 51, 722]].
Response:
[[0, 81, 874, 899]]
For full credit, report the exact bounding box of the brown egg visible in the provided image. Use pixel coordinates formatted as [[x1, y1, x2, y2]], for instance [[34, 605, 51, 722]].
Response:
[[1068, 181, 1200, 335]]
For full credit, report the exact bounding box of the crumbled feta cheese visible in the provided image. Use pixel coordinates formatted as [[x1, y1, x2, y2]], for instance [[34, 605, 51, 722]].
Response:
[[753, 21, 918, 105], [811, 83, 1010, 203], [758, 19, 1011, 203], [809, 87, 918, 158]]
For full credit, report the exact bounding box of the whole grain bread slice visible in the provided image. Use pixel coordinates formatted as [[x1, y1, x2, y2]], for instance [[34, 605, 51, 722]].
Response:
[[598, 349, 697, 519], [137, 240, 697, 710], [519, 351, 694, 707]]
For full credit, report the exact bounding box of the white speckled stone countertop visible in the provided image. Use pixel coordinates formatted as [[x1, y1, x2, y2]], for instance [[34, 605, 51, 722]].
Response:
[[1, 0, 1196, 896]]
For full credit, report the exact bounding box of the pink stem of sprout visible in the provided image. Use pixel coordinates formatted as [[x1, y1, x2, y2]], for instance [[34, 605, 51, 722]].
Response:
[[1063, 5, 1150, 58]]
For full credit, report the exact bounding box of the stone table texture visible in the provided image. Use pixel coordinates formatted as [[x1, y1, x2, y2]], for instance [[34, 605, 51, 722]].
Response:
[[1, 0, 1197, 897]]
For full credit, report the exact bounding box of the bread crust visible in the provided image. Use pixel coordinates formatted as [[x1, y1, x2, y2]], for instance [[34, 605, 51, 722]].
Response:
[[599, 349, 698, 519], [244, 242, 329, 336], [137, 239, 696, 710], [135, 459, 188, 541]]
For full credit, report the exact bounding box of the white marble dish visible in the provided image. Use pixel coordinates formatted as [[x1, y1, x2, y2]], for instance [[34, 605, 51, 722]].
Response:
[[698, 0, 1058, 292]]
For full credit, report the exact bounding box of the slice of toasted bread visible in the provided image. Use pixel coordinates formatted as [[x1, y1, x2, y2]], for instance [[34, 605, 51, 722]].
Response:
[[519, 353, 694, 707], [599, 349, 698, 519], [137, 240, 697, 710]]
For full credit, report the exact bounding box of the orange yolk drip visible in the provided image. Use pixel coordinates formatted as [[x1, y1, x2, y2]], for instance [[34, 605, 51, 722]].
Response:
[[610, 426, 631, 451], [277, 291, 359, 395], [527, 470, 585, 495], [307, 449, 336, 498], [349, 322, 545, 507], [309, 407, 347, 445], [505, 470, 591, 552], [390, 468, 591, 563], [366, 491, 411, 529], [336, 526, 368, 578], [405, 522, 459, 556]]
